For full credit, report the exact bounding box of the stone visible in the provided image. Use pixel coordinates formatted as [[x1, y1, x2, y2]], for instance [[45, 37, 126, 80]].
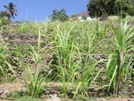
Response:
[[47, 94, 61, 101], [0, 90, 10, 98], [4, 37, 8, 41], [101, 76, 108, 81], [0, 35, 5, 44], [99, 98, 107, 101], [0, 89, 4, 95], [40, 94, 47, 99], [132, 90, 134, 94]]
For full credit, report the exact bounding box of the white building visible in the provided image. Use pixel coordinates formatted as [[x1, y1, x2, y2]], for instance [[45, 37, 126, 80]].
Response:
[[75, 10, 96, 21]]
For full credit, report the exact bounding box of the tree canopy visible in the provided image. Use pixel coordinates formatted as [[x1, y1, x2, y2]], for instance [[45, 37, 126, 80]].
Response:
[[87, 0, 134, 18], [50, 9, 69, 22]]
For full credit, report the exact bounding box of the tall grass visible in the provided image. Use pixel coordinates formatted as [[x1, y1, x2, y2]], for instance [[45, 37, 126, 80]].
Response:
[[53, 24, 78, 96], [51, 22, 105, 99], [0, 43, 17, 82], [23, 28, 53, 98]]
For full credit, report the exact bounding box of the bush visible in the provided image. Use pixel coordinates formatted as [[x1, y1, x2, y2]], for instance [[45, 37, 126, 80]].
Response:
[[0, 16, 9, 26]]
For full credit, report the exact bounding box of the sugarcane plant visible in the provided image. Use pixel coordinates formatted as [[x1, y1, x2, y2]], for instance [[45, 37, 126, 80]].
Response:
[[108, 20, 134, 97]]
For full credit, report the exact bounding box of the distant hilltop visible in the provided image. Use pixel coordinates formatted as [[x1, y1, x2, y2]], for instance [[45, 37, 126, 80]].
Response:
[[75, 10, 119, 21], [75, 10, 90, 17]]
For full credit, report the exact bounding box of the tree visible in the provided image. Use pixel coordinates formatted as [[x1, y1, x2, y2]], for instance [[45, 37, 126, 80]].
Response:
[[87, 0, 134, 18], [50, 9, 69, 22], [0, 11, 10, 25], [0, 16, 10, 26], [4, 2, 18, 19], [82, 16, 87, 20], [0, 11, 9, 19]]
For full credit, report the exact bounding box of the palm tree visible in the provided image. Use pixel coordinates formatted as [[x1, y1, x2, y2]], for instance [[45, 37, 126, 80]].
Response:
[[4, 2, 17, 19]]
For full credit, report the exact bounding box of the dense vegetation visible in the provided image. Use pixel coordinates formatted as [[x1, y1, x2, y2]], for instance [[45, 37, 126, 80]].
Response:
[[87, 0, 134, 18]]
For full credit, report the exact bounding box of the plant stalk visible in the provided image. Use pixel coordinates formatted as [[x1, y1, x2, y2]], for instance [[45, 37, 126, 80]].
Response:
[[116, 51, 124, 97]]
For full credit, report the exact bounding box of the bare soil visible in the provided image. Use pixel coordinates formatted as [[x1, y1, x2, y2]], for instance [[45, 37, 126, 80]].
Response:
[[0, 80, 133, 101]]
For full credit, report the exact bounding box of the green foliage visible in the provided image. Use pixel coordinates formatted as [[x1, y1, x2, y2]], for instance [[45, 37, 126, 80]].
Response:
[[87, 0, 134, 18], [82, 16, 87, 20], [0, 16, 10, 26], [23, 66, 43, 98], [50, 9, 69, 22], [94, 21, 108, 37], [70, 14, 77, 18], [24, 64, 44, 97], [0, 11, 9, 19], [0, 11, 10, 26], [50, 22, 105, 98], [0, 44, 16, 82]]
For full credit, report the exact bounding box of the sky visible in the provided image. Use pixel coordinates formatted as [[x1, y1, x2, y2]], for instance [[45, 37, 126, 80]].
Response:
[[0, 0, 89, 21]]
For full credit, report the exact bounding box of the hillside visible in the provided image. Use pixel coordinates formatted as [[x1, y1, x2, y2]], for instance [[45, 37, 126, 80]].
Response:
[[0, 17, 134, 101]]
